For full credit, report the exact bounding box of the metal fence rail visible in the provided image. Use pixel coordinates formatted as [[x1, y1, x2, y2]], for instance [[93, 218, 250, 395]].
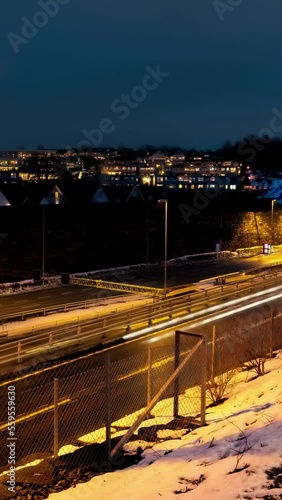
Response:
[[0, 295, 282, 499], [71, 277, 163, 296], [0, 293, 146, 324], [1, 272, 282, 369], [1, 264, 282, 325]]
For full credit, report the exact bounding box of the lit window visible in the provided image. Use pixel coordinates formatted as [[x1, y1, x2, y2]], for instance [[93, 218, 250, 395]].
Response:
[[230, 185, 236, 190]]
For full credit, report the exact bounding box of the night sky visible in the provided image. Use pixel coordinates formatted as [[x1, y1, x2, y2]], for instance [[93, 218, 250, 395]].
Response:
[[1, 0, 282, 150]]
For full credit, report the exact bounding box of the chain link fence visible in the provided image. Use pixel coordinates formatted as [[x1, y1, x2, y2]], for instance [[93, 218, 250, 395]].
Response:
[[0, 297, 282, 499]]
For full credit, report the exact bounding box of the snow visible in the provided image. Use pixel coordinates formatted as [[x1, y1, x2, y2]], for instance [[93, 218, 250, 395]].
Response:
[[48, 353, 282, 500], [260, 177, 282, 202], [3, 295, 153, 338], [1, 247, 282, 297]]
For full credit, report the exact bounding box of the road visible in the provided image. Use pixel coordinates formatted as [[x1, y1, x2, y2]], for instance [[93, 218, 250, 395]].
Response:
[[0, 253, 282, 320], [1, 268, 282, 372], [0, 286, 121, 318], [0, 286, 282, 488]]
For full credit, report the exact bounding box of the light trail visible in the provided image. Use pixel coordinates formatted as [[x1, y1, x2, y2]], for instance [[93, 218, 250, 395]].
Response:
[[123, 285, 282, 341], [2, 282, 281, 387], [186, 291, 282, 330]]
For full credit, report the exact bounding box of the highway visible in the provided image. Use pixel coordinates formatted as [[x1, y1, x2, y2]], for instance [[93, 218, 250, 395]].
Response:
[[1, 267, 282, 372], [0, 285, 282, 482], [0, 253, 282, 321], [0, 286, 121, 318]]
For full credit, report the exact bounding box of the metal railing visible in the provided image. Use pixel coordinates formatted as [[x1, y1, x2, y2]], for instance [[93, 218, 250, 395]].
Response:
[[71, 277, 163, 296], [1, 270, 282, 369], [1, 260, 282, 326], [0, 293, 148, 324], [1, 294, 282, 500]]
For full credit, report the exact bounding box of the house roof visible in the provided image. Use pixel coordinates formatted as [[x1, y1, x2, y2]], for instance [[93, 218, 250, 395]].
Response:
[[149, 150, 168, 161], [0, 190, 11, 206]]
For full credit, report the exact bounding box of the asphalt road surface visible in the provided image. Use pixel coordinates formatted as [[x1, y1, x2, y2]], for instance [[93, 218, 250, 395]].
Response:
[[0, 253, 282, 319], [0, 290, 282, 474]]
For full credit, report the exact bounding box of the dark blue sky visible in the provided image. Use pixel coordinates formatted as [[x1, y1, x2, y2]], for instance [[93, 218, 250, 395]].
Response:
[[2, 0, 282, 149]]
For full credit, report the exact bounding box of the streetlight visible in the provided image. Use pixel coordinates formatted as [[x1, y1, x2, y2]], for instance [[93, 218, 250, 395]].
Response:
[[42, 205, 45, 285], [158, 199, 168, 297], [271, 199, 276, 248]]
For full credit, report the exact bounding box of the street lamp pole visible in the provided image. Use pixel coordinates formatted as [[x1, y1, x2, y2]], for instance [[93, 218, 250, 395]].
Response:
[[271, 199, 276, 248], [158, 199, 168, 297], [146, 200, 149, 264], [42, 205, 45, 285]]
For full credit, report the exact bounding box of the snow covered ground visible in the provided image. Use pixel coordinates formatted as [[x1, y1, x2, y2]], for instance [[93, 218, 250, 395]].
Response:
[[260, 177, 282, 202], [48, 353, 282, 500]]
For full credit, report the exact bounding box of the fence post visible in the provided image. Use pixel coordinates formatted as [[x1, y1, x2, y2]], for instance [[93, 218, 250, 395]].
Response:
[[53, 378, 59, 459], [105, 351, 111, 459], [126, 314, 131, 332], [187, 294, 191, 312], [211, 325, 216, 382], [147, 348, 152, 406], [269, 307, 274, 358], [17, 342, 22, 364], [169, 300, 172, 319], [201, 336, 207, 426], [148, 306, 152, 325], [173, 331, 180, 418]]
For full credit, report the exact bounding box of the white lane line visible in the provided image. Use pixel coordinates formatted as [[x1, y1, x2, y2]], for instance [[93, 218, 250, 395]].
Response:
[[61, 292, 73, 295], [15, 300, 29, 303], [40, 295, 51, 299]]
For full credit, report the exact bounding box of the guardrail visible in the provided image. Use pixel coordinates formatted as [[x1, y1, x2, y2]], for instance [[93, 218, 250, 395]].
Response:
[[1, 269, 282, 370], [1, 257, 282, 326], [0, 293, 149, 325]]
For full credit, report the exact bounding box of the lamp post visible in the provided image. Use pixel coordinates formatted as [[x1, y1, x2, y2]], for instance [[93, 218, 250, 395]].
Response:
[[42, 205, 45, 285], [271, 199, 276, 249], [158, 199, 168, 296], [146, 199, 149, 264]]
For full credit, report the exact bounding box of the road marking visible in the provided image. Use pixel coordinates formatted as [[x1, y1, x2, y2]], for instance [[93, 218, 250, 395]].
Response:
[[0, 398, 71, 432], [40, 295, 51, 299], [15, 300, 28, 303], [117, 350, 190, 381], [61, 292, 73, 295]]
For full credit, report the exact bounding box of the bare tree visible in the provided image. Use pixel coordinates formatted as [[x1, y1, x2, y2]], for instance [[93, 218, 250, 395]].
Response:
[[207, 337, 238, 405]]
